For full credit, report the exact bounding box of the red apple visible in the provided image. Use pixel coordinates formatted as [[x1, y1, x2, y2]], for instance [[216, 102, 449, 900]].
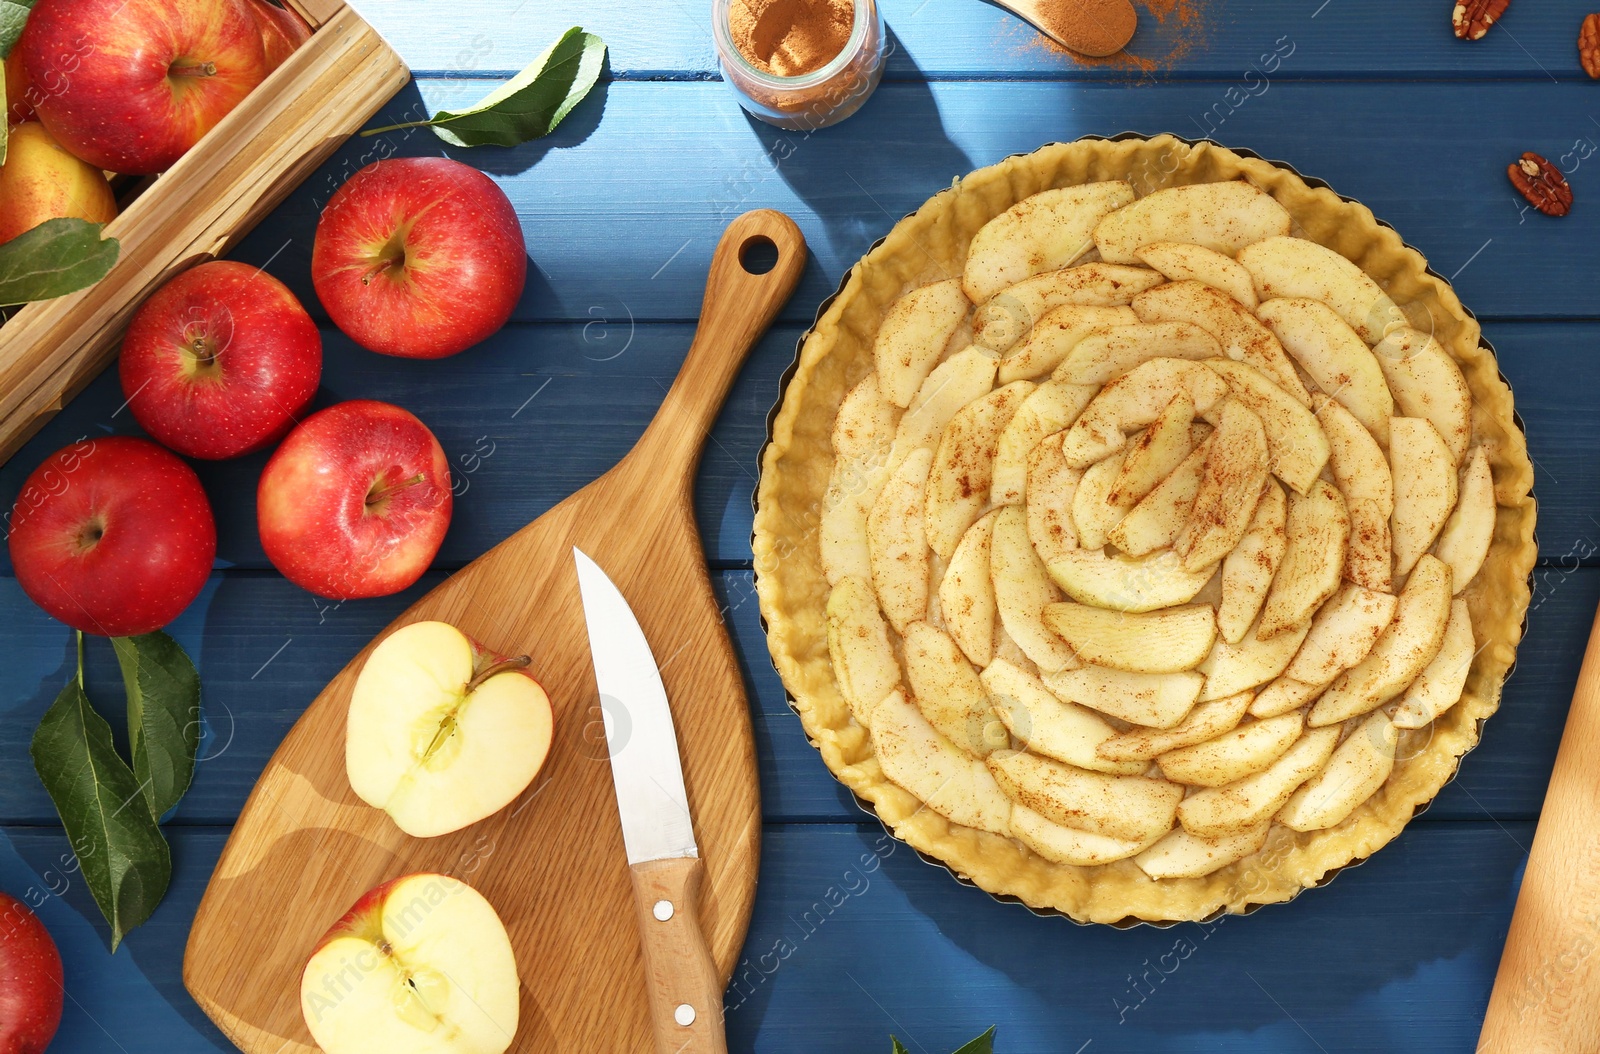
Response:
[[8, 436, 216, 636], [18, 0, 268, 175], [311, 157, 526, 359], [0, 892, 63, 1054], [301, 873, 519, 1054], [0, 122, 118, 246], [245, 0, 313, 72], [119, 260, 322, 460], [258, 400, 452, 599]]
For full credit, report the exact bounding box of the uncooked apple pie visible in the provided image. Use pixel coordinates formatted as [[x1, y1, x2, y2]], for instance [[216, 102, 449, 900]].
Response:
[[753, 136, 1536, 924]]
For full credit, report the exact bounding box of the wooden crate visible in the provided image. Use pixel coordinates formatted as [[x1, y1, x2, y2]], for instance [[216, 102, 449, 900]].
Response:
[[0, 0, 410, 465]]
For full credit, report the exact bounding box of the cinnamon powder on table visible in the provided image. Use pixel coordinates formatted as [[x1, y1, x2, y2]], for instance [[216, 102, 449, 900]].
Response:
[[730, 0, 856, 76]]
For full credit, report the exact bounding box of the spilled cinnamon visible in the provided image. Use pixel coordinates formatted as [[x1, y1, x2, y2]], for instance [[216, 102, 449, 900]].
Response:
[[730, 0, 855, 76]]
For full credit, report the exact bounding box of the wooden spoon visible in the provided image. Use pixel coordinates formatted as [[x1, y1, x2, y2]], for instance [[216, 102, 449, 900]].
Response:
[[991, 0, 1138, 57], [1478, 601, 1600, 1052]]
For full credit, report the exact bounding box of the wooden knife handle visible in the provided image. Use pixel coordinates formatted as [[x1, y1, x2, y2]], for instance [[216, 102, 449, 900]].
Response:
[[637, 209, 806, 478], [629, 857, 729, 1054], [1478, 597, 1600, 1052]]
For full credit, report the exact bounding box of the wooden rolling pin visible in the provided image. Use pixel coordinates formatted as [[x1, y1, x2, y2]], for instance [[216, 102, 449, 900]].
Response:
[[1478, 599, 1600, 1052]]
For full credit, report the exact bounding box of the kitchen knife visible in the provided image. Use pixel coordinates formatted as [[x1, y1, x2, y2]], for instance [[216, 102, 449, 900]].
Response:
[[574, 546, 729, 1054]]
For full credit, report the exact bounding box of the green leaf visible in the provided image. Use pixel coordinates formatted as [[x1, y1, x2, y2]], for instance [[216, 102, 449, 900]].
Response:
[[0, 0, 35, 60], [891, 1040, 911, 1054], [363, 27, 606, 147], [112, 632, 200, 821], [951, 1028, 997, 1054], [0, 218, 119, 307], [30, 635, 172, 950]]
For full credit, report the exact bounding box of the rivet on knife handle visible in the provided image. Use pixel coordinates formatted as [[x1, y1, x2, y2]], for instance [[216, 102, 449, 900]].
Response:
[[630, 857, 728, 1054]]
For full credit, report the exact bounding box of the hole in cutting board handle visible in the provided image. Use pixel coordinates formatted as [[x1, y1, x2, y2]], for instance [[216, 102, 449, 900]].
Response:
[[738, 235, 779, 275]]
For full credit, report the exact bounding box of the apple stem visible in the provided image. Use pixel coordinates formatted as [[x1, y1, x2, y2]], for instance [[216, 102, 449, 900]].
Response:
[[169, 61, 218, 78], [364, 472, 428, 512], [361, 258, 398, 286], [465, 655, 532, 693]]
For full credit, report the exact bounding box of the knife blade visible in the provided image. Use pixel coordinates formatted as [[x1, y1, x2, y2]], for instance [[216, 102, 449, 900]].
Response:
[[573, 546, 728, 1054]]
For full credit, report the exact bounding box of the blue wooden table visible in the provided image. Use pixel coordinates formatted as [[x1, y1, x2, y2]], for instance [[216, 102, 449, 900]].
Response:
[[5, 1, 1600, 1050]]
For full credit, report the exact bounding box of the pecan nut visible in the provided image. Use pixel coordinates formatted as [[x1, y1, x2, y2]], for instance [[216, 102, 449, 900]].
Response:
[[1582, 13, 1600, 78], [1454, 0, 1510, 39], [1508, 152, 1573, 217]]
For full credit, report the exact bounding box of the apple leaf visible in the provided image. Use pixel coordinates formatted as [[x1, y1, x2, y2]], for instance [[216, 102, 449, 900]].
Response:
[[362, 27, 606, 147], [112, 632, 200, 822], [0, 0, 34, 60], [951, 1028, 996, 1054], [0, 217, 120, 308], [892, 1041, 911, 1054], [30, 634, 172, 951]]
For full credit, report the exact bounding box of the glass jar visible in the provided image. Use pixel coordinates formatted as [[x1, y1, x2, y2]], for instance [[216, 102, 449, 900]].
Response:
[[712, 0, 887, 131]]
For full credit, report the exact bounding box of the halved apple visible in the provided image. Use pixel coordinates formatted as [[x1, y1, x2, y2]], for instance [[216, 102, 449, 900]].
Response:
[[819, 374, 900, 584], [1135, 241, 1260, 308], [1278, 711, 1397, 831], [939, 511, 1000, 666], [997, 304, 1137, 383], [1043, 664, 1206, 730], [964, 181, 1137, 302], [1308, 555, 1452, 727], [1011, 804, 1163, 866], [1092, 180, 1292, 264], [1434, 447, 1496, 593], [1095, 690, 1251, 760], [1373, 328, 1472, 463], [1248, 676, 1322, 719], [826, 577, 901, 728], [1197, 611, 1311, 700], [986, 748, 1182, 842], [973, 265, 1164, 353], [1236, 235, 1405, 344], [991, 505, 1079, 673], [873, 278, 970, 407], [1389, 416, 1459, 577], [1204, 358, 1329, 495], [925, 381, 1033, 559], [1175, 399, 1270, 572], [1061, 357, 1229, 467], [981, 659, 1145, 774], [1257, 479, 1348, 639], [904, 621, 1005, 756], [1042, 603, 1216, 673], [1156, 712, 1304, 788], [1283, 582, 1398, 686], [1046, 548, 1218, 613], [1050, 321, 1222, 385], [1025, 433, 1082, 565], [1217, 480, 1287, 643], [1175, 725, 1339, 838], [992, 379, 1098, 505], [873, 689, 1013, 835], [1132, 280, 1310, 406], [1106, 433, 1213, 556], [1391, 598, 1476, 729], [302, 873, 520, 1054], [1256, 297, 1394, 446], [867, 447, 934, 633], [346, 621, 553, 838], [1134, 822, 1271, 880], [891, 346, 997, 463]]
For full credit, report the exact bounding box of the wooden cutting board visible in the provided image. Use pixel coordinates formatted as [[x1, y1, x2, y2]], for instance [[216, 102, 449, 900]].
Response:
[[183, 210, 806, 1053]]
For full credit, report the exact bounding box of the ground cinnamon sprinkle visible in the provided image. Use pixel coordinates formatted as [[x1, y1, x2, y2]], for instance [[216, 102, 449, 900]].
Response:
[[730, 0, 855, 76]]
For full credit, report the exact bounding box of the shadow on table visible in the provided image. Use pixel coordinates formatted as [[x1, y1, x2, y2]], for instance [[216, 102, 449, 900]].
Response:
[[745, 27, 973, 268]]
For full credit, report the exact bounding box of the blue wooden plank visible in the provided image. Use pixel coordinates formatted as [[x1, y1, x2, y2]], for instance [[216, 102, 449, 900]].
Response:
[[0, 566, 1577, 826], [221, 79, 1600, 330], [0, 820, 1526, 1054], [354, 0, 1599, 80]]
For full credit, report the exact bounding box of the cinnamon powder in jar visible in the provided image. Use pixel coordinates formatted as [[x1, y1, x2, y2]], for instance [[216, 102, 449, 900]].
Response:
[[729, 0, 856, 76]]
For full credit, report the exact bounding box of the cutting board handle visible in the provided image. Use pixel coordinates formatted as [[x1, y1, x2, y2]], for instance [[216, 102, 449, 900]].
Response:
[[633, 209, 807, 480], [1478, 596, 1600, 1052]]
